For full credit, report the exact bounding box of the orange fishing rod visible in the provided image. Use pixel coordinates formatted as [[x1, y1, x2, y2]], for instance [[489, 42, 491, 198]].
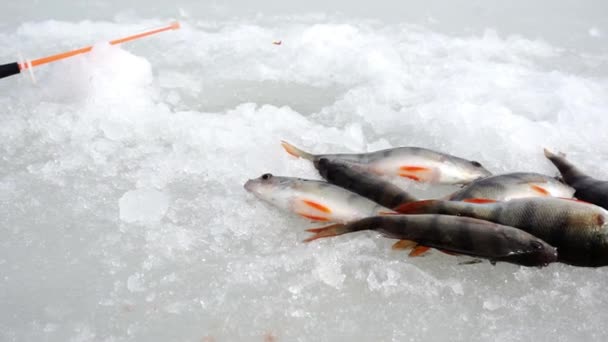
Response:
[[0, 21, 180, 80]]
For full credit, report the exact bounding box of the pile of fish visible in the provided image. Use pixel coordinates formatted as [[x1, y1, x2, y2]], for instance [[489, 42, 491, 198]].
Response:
[[244, 141, 608, 268]]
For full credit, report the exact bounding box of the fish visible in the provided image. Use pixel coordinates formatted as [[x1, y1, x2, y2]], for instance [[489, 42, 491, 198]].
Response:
[[544, 149, 608, 210], [281, 141, 492, 185], [314, 157, 418, 210], [394, 197, 608, 267], [447, 172, 575, 201], [244, 173, 389, 223], [304, 214, 557, 267]]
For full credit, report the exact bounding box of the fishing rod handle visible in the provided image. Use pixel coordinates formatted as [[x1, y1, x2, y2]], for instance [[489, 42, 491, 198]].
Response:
[[0, 62, 20, 79]]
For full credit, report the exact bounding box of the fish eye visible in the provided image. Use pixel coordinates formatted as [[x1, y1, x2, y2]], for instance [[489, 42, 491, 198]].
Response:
[[471, 161, 482, 167], [261, 173, 272, 180]]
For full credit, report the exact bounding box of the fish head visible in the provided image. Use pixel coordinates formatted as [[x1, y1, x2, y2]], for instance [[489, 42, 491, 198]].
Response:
[[313, 158, 331, 178], [443, 159, 492, 184], [495, 240, 558, 267], [314, 157, 364, 181], [244, 173, 300, 208]]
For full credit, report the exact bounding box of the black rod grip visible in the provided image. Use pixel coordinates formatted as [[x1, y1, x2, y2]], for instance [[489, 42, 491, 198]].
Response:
[[0, 62, 21, 79]]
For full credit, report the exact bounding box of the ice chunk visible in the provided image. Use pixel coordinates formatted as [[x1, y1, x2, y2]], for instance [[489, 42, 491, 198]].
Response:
[[119, 188, 170, 223], [126, 273, 145, 292]]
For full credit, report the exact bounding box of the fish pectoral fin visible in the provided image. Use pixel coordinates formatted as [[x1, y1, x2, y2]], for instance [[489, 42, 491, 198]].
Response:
[[379, 211, 400, 216], [300, 199, 331, 213], [296, 212, 331, 222], [530, 184, 550, 196], [408, 245, 431, 257], [293, 199, 332, 222], [398, 165, 439, 182], [461, 198, 497, 204], [391, 239, 418, 250], [393, 200, 439, 214]]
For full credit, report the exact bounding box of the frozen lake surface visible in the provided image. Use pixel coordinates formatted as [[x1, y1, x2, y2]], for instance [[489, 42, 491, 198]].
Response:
[[1, 1, 608, 341]]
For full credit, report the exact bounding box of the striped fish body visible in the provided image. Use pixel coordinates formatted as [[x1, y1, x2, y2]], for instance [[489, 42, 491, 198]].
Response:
[[545, 149, 608, 210], [396, 197, 608, 267], [314, 158, 417, 209], [307, 215, 557, 267], [281, 141, 491, 185], [244, 174, 388, 223], [448, 172, 575, 201]]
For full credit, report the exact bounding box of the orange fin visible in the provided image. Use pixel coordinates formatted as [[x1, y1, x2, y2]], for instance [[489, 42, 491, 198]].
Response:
[[379, 211, 400, 216], [398, 166, 439, 182], [392, 239, 417, 250], [280, 140, 313, 160], [462, 198, 497, 204], [293, 199, 331, 221], [301, 199, 331, 213], [439, 249, 460, 256], [297, 213, 330, 222], [303, 224, 347, 242], [393, 200, 439, 214], [399, 174, 421, 181], [530, 185, 550, 196], [400, 166, 431, 172], [409, 246, 431, 257]]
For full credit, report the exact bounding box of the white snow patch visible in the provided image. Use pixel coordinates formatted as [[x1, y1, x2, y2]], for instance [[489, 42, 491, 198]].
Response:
[[119, 188, 170, 223]]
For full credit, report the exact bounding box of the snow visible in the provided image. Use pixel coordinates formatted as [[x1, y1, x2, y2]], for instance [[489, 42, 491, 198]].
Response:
[[119, 189, 169, 223], [1, 1, 608, 341]]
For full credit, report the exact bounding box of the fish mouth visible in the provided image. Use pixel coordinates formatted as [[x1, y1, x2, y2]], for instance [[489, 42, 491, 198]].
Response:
[[531, 247, 559, 267], [495, 246, 558, 267], [544, 247, 559, 265], [243, 179, 256, 192]]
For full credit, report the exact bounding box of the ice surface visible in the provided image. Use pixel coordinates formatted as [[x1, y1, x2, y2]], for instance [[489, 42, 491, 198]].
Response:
[[119, 189, 169, 223], [1, 1, 608, 341]]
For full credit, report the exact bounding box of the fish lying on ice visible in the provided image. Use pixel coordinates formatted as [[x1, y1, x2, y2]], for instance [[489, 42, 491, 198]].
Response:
[[244, 173, 389, 222], [395, 197, 608, 267], [314, 158, 417, 209], [545, 149, 608, 210], [281, 141, 491, 185], [304, 214, 557, 267], [447, 172, 575, 201]]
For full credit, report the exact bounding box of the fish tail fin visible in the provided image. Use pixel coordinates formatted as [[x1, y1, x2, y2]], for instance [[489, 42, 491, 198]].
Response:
[[543, 148, 566, 159], [281, 141, 314, 160], [393, 200, 440, 214], [303, 223, 349, 242], [544, 148, 585, 183]]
